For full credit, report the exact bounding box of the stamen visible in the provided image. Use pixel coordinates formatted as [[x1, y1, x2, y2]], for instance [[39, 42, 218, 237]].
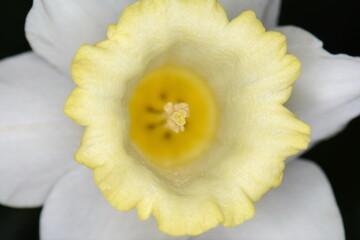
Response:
[[163, 102, 190, 133]]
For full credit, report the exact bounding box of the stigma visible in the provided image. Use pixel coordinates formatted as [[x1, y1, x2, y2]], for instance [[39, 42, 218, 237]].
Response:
[[163, 102, 190, 133]]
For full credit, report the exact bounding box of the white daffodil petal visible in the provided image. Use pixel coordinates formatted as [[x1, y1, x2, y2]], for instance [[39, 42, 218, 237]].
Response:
[[219, 0, 281, 27], [276, 26, 360, 147], [25, 0, 138, 75], [25, 0, 281, 76], [190, 159, 344, 240], [0, 52, 82, 207], [40, 166, 189, 240]]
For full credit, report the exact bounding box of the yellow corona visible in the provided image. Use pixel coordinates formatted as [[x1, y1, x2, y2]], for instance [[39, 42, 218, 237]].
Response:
[[65, 0, 310, 236]]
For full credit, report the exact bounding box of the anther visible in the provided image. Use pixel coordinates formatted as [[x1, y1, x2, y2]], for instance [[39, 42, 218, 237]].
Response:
[[163, 102, 190, 133]]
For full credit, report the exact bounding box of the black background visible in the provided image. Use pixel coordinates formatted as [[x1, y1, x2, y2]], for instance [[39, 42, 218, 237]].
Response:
[[0, 0, 359, 239]]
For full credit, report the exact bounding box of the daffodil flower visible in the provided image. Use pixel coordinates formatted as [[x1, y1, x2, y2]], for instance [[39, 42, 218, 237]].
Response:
[[0, 0, 359, 239]]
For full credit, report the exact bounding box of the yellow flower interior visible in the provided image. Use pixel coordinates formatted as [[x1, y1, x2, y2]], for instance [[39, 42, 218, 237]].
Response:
[[129, 65, 217, 168]]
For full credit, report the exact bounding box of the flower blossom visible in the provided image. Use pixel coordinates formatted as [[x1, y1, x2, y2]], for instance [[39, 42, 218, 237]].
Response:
[[1, 0, 359, 239]]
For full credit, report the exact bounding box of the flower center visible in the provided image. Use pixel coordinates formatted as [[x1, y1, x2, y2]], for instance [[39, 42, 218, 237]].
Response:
[[164, 102, 190, 133], [128, 65, 218, 168]]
